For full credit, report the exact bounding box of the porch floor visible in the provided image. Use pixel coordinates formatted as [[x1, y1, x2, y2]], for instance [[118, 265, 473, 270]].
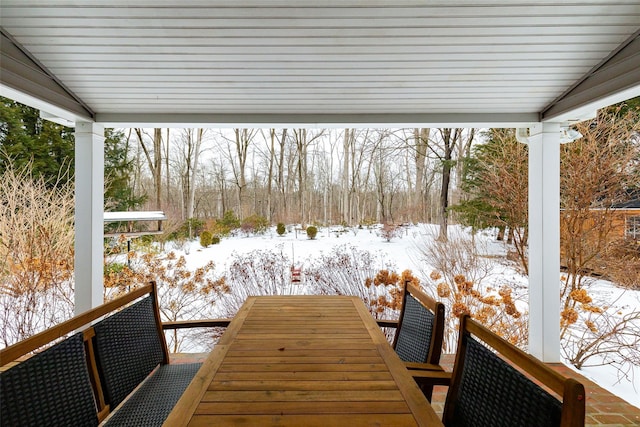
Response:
[[171, 353, 640, 426]]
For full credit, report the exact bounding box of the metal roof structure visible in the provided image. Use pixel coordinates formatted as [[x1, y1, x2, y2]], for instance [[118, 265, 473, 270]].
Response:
[[1, 1, 639, 128]]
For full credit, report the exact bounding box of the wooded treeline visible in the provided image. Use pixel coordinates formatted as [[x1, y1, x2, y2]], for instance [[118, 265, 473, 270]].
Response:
[[2, 96, 638, 246], [120, 127, 477, 232]]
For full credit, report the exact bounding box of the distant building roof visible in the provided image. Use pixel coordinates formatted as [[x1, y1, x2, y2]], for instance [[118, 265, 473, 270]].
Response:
[[612, 190, 640, 209]]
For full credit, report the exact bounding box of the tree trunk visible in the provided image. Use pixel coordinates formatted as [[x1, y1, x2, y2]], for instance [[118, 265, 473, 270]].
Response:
[[277, 129, 288, 220], [295, 129, 306, 223], [342, 129, 351, 224], [165, 128, 170, 208], [233, 128, 255, 219], [414, 128, 429, 221], [186, 128, 203, 220], [135, 128, 163, 210], [267, 129, 276, 222], [153, 129, 162, 210], [438, 128, 460, 241]]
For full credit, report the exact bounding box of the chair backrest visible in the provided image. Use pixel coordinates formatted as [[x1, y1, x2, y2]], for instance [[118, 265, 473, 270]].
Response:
[[93, 293, 169, 408], [443, 315, 585, 427], [393, 281, 445, 365], [0, 332, 99, 427]]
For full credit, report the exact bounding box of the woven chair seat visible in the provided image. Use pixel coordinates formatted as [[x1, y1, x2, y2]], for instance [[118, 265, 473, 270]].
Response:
[[450, 337, 562, 427], [0, 333, 98, 427], [103, 362, 202, 426], [93, 296, 166, 408], [0, 282, 230, 426], [394, 293, 435, 363]]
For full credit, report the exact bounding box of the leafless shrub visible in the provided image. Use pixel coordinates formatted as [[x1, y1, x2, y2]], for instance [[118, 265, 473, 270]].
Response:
[[220, 247, 296, 316], [154, 218, 184, 252], [380, 223, 401, 242], [600, 240, 640, 290], [0, 164, 75, 347], [415, 227, 526, 351], [104, 251, 229, 353], [562, 288, 639, 387], [415, 226, 493, 290], [557, 106, 640, 381], [304, 245, 400, 321]]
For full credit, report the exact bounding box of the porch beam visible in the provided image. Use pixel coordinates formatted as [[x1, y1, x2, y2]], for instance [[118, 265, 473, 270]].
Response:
[[528, 122, 561, 362], [74, 122, 104, 314], [95, 112, 538, 129]]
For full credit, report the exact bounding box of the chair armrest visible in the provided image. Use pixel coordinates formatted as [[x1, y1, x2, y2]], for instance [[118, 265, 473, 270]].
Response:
[[161, 319, 232, 329], [376, 319, 399, 328], [410, 369, 452, 387], [404, 362, 445, 371]]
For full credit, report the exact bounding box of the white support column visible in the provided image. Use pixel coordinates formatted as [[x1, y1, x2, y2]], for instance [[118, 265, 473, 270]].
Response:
[[528, 122, 561, 362], [74, 122, 104, 314]]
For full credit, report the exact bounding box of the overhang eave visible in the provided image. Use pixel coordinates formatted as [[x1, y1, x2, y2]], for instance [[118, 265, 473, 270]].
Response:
[[0, 29, 93, 123], [541, 31, 640, 123]]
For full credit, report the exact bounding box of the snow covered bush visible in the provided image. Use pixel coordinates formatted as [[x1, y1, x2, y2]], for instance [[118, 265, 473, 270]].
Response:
[[560, 278, 640, 384], [380, 223, 400, 242], [416, 226, 526, 351], [304, 245, 399, 320], [222, 248, 294, 315]]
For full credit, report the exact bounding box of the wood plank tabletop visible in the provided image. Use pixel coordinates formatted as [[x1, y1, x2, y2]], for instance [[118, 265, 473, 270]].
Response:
[[164, 295, 443, 427]]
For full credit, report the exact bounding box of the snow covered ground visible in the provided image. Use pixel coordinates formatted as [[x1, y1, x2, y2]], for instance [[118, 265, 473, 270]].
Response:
[[164, 223, 639, 408]]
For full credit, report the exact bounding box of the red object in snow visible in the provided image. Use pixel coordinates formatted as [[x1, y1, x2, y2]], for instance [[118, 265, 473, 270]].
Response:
[[291, 266, 302, 283]]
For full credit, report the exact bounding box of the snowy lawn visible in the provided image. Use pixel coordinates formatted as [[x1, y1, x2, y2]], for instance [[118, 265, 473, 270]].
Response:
[[162, 223, 639, 408]]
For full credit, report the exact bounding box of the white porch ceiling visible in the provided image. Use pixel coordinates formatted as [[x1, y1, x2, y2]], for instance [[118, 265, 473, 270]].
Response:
[[1, 1, 639, 127]]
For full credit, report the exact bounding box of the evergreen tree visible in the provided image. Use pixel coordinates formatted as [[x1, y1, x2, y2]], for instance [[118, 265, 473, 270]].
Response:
[[104, 129, 146, 211], [0, 96, 74, 185], [1, 97, 143, 210], [451, 129, 527, 232]]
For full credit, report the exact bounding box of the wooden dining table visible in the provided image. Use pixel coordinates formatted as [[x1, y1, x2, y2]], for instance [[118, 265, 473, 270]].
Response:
[[164, 295, 443, 426]]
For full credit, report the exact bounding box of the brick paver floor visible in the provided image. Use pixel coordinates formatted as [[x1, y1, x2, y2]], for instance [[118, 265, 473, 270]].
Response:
[[172, 352, 640, 426]]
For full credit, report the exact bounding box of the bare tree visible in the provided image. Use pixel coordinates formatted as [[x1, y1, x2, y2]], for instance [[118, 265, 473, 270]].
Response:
[[560, 106, 640, 333], [435, 129, 456, 240], [275, 129, 289, 221], [414, 128, 430, 220], [292, 129, 325, 224], [431, 128, 466, 241], [173, 128, 206, 224], [217, 129, 259, 219], [135, 128, 163, 210], [265, 129, 277, 222], [341, 129, 353, 224], [164, 128, 171, 207], [453, 128, 475, 207]]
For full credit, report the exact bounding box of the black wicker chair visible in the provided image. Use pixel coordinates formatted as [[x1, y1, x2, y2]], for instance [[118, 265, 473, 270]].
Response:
[[0, 281, 230, 426], [414, 314, 585, 427], [377, 281, 445, 400], [93, 289, 204, 426], [0, 333, 99, 427]]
